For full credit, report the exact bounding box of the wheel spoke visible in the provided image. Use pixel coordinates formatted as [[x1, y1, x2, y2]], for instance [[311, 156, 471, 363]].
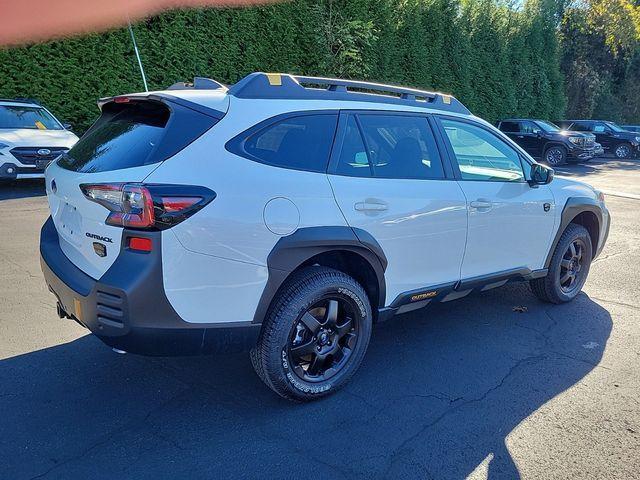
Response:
[[307, 353, 325, 376], [569, 242, 577, 257], [560, 271, 572, 283], [335, 317, 353, 338], [290, 339, 316, 358], [561, 259, 571, 269], [300, 312, 322, 334], [576, 244, 583, 260], [324, 300, 339, 326]]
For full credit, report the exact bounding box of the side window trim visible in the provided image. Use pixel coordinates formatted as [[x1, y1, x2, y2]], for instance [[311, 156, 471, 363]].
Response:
[[433, 114, 528, 183], [225, 109, 339, 173], [327, 109, 455, 180]]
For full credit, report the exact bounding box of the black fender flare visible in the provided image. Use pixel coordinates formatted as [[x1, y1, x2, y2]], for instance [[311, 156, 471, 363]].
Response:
[[544, 196, 605, 268], [252, 226, 387, 324]]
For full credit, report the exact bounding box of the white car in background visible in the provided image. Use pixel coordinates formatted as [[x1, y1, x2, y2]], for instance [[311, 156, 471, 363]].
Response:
[[0, 99, 78, 181]]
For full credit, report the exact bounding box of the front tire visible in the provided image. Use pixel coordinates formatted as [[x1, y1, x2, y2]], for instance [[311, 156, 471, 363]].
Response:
[[544, 145, 567, 166], [251, 266, 373, 402], [530, 223, 592, 304], [615, 143, 632, 159]]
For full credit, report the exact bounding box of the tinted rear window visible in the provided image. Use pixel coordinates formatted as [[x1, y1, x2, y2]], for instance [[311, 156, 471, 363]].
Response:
[[236, 114, 338, 173], [59, 102, 170, 173]]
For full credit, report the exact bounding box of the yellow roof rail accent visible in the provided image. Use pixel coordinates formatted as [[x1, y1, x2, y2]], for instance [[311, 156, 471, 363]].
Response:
[[265, 73, 282, 86]]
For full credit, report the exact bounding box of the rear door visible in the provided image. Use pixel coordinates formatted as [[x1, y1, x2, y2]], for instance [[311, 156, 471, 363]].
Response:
[[45, 98, 220, 279], [328, 111, 468, 304]]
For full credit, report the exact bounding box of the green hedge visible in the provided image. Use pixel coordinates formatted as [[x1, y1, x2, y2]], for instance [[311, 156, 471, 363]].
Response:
[[0, 0, 565, 133]]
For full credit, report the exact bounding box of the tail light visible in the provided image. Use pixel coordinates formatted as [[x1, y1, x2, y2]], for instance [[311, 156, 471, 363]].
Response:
[[80, 183, 216, 230]]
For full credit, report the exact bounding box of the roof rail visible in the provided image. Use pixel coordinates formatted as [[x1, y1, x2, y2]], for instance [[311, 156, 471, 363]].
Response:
[[0, 97, 41, 105], [227, 72, 470, 115], [167, 77, 227, 91]]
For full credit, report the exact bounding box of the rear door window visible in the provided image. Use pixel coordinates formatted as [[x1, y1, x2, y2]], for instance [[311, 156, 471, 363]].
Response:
[[240, 114, 338, 172], [335, 113, 445, 180]]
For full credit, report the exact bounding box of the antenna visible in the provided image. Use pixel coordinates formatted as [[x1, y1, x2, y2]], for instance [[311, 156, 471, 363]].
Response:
[[128, 19, 148, 92]]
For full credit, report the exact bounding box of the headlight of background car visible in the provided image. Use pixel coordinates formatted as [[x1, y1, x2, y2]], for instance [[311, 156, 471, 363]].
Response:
[[568, 137, 581, 145], [635, 136, 640, 143]]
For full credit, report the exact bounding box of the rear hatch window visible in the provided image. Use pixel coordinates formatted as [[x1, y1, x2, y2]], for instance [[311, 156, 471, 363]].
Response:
[[58, 98, 220, 173]]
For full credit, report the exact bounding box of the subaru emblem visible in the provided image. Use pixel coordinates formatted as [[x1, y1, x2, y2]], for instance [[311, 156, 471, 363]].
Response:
[[37, 148, 51, 156]]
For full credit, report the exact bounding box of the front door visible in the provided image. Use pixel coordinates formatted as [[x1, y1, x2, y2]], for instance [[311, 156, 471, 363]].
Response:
[[328, 112, 468, 304], [436, 117, 556, 280]]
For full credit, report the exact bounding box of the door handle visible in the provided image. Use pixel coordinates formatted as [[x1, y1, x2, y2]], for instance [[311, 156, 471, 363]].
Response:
[[355, 201, 388, 212], [517, 135, 525, 138], [469, 199, 493, 211]]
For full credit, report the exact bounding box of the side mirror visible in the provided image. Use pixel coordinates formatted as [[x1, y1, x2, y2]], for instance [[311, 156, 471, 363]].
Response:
[[62, 123, 73, 131], [529, 163, 554, 186]]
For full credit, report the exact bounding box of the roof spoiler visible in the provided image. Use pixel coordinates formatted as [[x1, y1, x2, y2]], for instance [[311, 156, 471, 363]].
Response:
[[227, 72, 470, 115]]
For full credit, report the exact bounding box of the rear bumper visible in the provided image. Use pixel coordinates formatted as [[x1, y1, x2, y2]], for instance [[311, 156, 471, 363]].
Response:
[[39, 217, 260, 356]]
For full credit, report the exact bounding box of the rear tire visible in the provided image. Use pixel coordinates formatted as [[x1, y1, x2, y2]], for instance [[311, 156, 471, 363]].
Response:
[[251, 266, 372, 402], [530, 223, 592, 304], [544, 145, 567, 166]]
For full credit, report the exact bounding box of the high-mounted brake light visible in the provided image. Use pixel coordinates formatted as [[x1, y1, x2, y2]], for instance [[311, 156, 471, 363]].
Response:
[[114, 96, 130, 104], [80, 183, 216, 230]]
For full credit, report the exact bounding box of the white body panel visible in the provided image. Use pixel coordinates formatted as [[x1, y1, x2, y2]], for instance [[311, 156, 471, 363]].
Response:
[[146, 98, 350, 267], [456, 181, 557, 278], [44, 161, 159, 280], [162, 231, 268, 324], [329, 175, 468, 303]]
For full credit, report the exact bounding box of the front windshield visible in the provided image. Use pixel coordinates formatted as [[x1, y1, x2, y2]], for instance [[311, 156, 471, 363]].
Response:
[[537, 120, 561, 132], [605, 122, 626, 133], [0, 105, 62, 130]]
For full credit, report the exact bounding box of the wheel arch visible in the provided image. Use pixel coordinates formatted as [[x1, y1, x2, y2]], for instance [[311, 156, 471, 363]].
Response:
[[544, 197, 603, 268], [252, 226, 387, 324]]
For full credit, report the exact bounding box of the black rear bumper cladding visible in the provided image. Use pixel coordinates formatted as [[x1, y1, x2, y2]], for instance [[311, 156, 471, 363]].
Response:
[[40, 217, 260, 356]]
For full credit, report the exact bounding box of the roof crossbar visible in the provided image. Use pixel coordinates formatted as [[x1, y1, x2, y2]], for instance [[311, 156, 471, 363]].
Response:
[[228, 72, 470, 115]]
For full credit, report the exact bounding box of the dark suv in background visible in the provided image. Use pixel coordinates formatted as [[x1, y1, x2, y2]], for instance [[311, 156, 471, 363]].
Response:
[[556, 120, 640, 159], [497, 119, 596, 166]]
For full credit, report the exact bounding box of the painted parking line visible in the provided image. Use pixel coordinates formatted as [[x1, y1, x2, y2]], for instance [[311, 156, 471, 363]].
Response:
[[601, 190, 640, 201]]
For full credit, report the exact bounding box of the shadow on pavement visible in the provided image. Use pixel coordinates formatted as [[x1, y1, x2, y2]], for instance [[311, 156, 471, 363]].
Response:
[[555, 157, 640, 178], [0, 283, 611, 479], [0, 179, 46, 200]]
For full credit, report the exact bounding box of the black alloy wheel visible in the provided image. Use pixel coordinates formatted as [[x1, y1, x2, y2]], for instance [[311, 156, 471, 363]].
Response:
[[545, 146, 566, 166], [251, 266, 372, 401], [559, 238, 587, 295], [615, 143, 632, 159], [288, 297, 359, 382]]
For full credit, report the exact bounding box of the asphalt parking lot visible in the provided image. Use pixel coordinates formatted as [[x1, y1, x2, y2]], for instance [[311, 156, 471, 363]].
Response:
[[1, 158, 639, 479]]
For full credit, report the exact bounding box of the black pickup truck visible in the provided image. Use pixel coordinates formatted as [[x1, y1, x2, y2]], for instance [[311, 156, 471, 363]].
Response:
[[497, 119, 596, 166], [556, 120, 640, 159]]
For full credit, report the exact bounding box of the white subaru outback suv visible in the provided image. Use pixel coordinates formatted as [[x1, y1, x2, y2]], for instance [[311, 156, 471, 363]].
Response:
[[0, 99, 78, 180], [40, 73, 610, 401]]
